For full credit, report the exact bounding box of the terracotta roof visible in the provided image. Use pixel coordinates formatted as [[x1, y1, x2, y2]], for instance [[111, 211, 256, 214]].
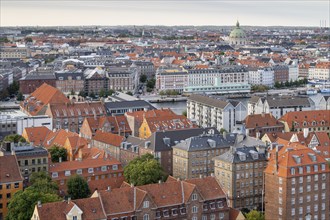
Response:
[[93, 130, 124, 147], [23, 126, 52, 146], [88, 176, 125, 192], [0, 155, 23, 183], [244, 113, 283, 129], [48, 102, 106, 118], [279, 110, 330, 129], [265, 144, 330, 178], [44, 129, 79, 148], [36, 198, 106, 220], [145, 115, 196, 133], [21, 83, 69, 116], [126, 108, 176, 124]]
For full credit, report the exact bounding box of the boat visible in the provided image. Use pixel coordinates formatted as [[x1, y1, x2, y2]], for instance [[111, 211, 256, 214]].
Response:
[[306, 89, 317, 95], [320, 88, 330, 93]]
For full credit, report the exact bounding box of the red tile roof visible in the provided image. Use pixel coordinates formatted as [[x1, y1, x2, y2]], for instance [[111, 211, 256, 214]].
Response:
[[279, 110, 330, 129], [93, 130, 124, 147], [23, 126, 52, 146], [244, 113, 283, 129], [0, 155, 23, 183]]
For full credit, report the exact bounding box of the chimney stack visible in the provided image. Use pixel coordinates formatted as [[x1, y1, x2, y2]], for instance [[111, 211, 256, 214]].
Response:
[[68, 197, 71, 204], [37, 201, 42, 207], [59, 157, 62, 163]]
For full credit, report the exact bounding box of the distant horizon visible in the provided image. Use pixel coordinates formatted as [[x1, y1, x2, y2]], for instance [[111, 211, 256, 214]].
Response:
[[1, 0, 329, 27]]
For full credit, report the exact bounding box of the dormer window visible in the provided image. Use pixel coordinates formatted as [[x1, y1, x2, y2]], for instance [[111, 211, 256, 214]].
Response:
[[101, 166, 107, 172], [52, 172, 58, 178], [76, 169, 82, 175], [143, 201, 149, 208], [112, 165, 118, 170], [192, 193, 198, 201], [88, 168, 94, 173], [65, 170, 71, 176]]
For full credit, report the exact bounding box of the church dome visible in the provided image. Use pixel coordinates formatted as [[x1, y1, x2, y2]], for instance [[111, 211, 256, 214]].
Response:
[[229, 21, 246, 39]]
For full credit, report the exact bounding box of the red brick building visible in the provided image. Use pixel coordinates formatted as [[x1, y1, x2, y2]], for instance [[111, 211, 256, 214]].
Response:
[[265, 145, 330, 220]]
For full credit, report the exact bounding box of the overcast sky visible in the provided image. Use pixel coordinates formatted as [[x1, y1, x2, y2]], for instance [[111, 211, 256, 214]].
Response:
[[1, 0, 329, 27]]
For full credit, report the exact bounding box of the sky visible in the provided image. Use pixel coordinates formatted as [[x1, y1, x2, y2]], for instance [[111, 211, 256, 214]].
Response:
[[0, 0, 329, 27]]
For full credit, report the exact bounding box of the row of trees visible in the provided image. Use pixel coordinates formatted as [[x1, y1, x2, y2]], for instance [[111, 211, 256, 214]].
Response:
[[274, 78, 308, 89], [251, 85, 270, 92], [159, 89, 180, 96]]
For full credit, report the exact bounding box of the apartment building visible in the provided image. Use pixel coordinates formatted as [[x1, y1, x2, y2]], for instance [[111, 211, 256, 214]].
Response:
[[1, 142, 48, 183], [247, 95, 315, 119], [155, 68, 189, 92], [107, 67, 137, 92], [308, 62, 330, 80], [92, 130, 124, 160], [265, 146, 330, 220], [49, 156, 124, 194], [243, 113, 284, 138], [84, 67, 109, 96], [187, 94, 247, 133], [54, 69, 84, 94], [0, 46, 29, 59], [0, 154, 23, 219], [32, 176, 232, 220], [172, 133, 238, 180], [273, 65, 289, 83], [248, 67, 274, 87], [213, 146, 267, 209], [279, 110, 330, 135]]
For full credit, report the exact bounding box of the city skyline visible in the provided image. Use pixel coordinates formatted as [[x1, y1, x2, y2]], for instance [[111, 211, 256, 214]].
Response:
[[1, 0, 329, 27]]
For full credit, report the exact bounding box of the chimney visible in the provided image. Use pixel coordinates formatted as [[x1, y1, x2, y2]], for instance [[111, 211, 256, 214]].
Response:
[[59, 157, 62, 163], [37, 201, 42, 207], [107, 186, 111, 191], [68, 197, 71, 204], [303, 128, 309, 139], [210, 173, 214, 177], [158, 180, 162, 184], [199, 174, 203, 179], [275, 145, 279, 173], [223, 131, 227, 140]]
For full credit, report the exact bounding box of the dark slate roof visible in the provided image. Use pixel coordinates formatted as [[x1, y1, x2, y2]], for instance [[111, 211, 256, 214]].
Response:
[[104, 100, 155, 111], [20, 72, 56, 81], [265, 96, 312, 107], [214, 146, 267, 163], [55, 70, 84, 80], [173, 133, 237, 152], [188, 94, 230, 109], [141, 127, 220, 152], [249, 96, 261, 104]]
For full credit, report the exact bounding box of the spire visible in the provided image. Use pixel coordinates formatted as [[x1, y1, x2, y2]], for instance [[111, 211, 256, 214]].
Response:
[[236, 20, 240, 28]]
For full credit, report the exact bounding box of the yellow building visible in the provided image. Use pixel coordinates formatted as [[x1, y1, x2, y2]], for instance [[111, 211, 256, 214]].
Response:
[[0, 153, 24, 219]]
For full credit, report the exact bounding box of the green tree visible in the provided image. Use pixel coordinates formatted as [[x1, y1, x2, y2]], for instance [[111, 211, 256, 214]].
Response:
[[70, 89, 75, 95], [99, 89, 106, 97], [16, 91, 24, 101], [140, 74, 147, 83], [78, 90, 86, 97], [220, 128, 227, 134], [146, 78, 156, 90], [4, 134, 26, 143], [49, 146, 67, 163], [124, 153, 167, 186], [89, 92, 96, 99], [182, 110, 187, 117], [245, 210, 265, 220], [24, 37, 33, 43], [126, 91, 133, 96], [7, 81, 19, 95], [67, 175, 90, 199], [0, 37, 9, 43], [106, 89, 115, 96], [159, 90, 165, 96], [6, 172, 60, 220]]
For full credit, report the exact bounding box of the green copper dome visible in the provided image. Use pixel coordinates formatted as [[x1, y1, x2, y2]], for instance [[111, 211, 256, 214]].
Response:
[[229, 21, 246, 38]]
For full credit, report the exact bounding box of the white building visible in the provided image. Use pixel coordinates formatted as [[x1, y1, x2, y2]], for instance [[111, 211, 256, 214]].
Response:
[[248, 68, 274, 87], [155, 68, 188, 92], [248, 96, 315, 119], [187, 94, 247, 133], [0, 110, 52, 138], [287, 59, 299, 81], [308, 62, 330, 80]]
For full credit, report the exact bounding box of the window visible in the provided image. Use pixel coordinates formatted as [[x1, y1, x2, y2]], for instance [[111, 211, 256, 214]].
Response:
[[291, 178, 295, 184], [163, 210, 169, 217], [279, 177, 283, 184], [76, 169, 82, 175], [299, 207, 303, 215], [291, 208, 295, 216], [143, 201, 149, 208], [299, 177, 303, 183], [306, 166, 311, 173], [314, 194, 318, 201], [192, 206, 198, 213], [219, 213, 224, 220], [52, 172, 58, 178], [143, 214, 149, 220], [291, 198, 295, 205], [192, 193, 198, 201], [88, 168, 94, 173], [180, 207, 186, 215], [172, 208, 178, 216], [314, 165, 318, 172], [14, 182, 19, 188], [202, 216, 207, 220], [112, 165, 118, 170], [290, 168, 295, 175], [321, 164, 326, 171], [279, 207, 282, 215], [314, 174, 318, 181], [65, 170, 71, 176], [101, 166, 107, 172], [6, 193, 11, 198], [210, 214, 215, 220]]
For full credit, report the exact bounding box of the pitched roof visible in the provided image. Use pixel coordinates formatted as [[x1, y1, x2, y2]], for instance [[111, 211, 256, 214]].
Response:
[[188, 94, 229, 109], [23, 126, 52, 146], [144, 115, 196, 133], [0, 155, 23, 184], [21, 83, 69, 116], [244, 113, 283, 129], [279, 110, 330, 129], [93, 130, 124, 147]]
